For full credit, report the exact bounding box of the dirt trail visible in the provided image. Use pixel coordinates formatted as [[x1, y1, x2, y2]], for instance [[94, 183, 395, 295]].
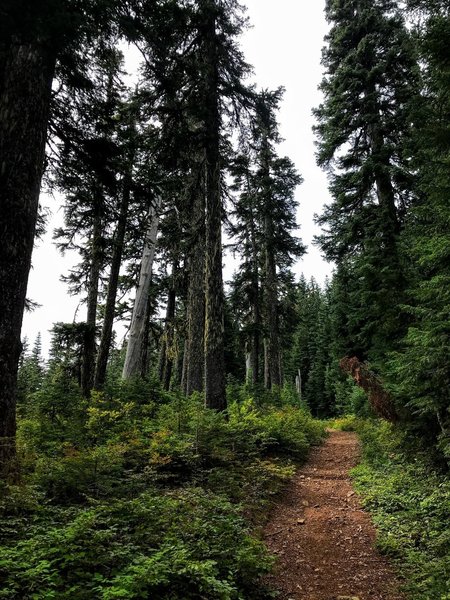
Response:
[[263, 430, 405, 600]]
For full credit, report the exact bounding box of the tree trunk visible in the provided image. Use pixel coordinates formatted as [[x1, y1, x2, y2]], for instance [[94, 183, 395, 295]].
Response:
[[0, 41, 55, 473], [185, 191, 205, 396], [203, 1, 226, 411], [249, 211, 260, 386], [81, 203, 103, 397], [264, 218, 282, 389], [94, 174, 130, 389], [159, 263, 177, 391], [245, 350, 252, 384], [251, 312, 261, 386], [264, 340, 270, 389], [122, 197, 161, 380], [296, 368, 302, 399], [370, 124, 399, 236], [140, 283, 155, 379], [181, 338, 188, 394]]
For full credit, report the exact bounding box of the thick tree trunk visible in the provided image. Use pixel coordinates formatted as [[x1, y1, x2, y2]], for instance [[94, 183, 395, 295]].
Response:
[[203, 2, 226, 411], [0, 41, 55, 473], [185, 191, 205, 396], [94, 175, 130, 389], [81, 204, 103, 397], [122, 197, 161, 380]]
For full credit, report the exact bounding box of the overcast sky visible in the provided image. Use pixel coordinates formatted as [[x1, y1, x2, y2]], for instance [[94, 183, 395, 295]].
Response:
[[22, 1, 333, 356]]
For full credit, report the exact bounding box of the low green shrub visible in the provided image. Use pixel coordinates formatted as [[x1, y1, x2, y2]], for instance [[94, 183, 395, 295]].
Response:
[[0, 490, 272, 600], [327, 414, 362, 431], [2, 382, 326, 599], [351, 420, 450, 600]]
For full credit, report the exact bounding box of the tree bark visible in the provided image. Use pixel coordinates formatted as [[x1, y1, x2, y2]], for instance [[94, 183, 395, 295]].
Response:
[[181, 338, 188, 394], [203, 1, 226, 411], [264, 340, 270, 389], [245, 351, 252, 384], [296, 368, 302, 399], [94, 174, 131, 389], [139, 283, 155, 379], [81, 201, 103, 397], [185, 191, 205, 396], [369, 124, 400, 236], [158, 263, 177, 391], [262, 154, 281, 389], [265, 248, 282, 389], [122, 196, 161, 380], [0, 41, 55, 473], [249, 211, 261, 386]]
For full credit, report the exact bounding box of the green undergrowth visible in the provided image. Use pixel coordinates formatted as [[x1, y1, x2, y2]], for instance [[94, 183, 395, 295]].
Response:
[[333, 416, 450, 600], [0, 381, 325, 599]]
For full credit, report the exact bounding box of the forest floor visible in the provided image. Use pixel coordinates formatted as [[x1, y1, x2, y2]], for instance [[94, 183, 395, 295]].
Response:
[[263, 430, 406, 600]]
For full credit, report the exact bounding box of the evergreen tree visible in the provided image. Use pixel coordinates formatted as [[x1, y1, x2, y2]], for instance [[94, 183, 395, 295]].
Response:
[[388, 1, 450, 454], [314, 0, 420, 364], [54, 44, 125, 396], [138, 0, 252, 407], [287, 278, 334, 416], [17, 333, 45, 403], [0, 0, 148, 471], [93, 100, 140, 390], [228, 151, 263, 386], [228, 90, 303, 390], [253, 90, 304, 389], [196, 0, 243, 410]]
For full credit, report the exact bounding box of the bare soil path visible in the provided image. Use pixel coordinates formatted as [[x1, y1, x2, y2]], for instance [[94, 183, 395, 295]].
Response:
[[263, 430, 405, 600]]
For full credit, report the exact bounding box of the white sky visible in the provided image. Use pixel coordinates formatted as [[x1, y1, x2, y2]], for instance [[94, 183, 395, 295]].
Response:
[[22, 0, 333, 356]]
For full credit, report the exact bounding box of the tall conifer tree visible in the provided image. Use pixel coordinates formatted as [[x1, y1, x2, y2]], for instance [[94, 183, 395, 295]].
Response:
[[0, 0, 145, 470], [388, 0, 450, 450], [314, 0, 420, 363]]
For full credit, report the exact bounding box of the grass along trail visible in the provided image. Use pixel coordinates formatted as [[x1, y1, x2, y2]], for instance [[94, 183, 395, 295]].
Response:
[[263, 430, 405, 600]]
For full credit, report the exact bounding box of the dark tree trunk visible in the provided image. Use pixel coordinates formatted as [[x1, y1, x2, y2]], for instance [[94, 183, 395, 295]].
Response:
[[0, 41, 55, 473], [264, 218, 282, 389], [158, 330, 167, 383], [174, 331, 184, 389], [93, 175, 130, 390], [159, 263, 177, 391], [260, 123, 281, 390], [251, 312, 260, 385], [140, 284, 155, 380], [181, 338, 189, 394], [81, 204, 103, 397], [370, 124, 400, 236], [249, 212, 260, 386], [264, 340, 270, 389], [185, 191, 205, 396], [203, 1, 226, 411]]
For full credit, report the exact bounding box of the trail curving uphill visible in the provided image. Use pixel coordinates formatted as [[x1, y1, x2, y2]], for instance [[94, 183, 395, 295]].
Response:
[[263, 430, 405, 600]]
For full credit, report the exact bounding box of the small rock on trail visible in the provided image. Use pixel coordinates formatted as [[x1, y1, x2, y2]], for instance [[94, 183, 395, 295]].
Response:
[[263, 430, 405, 600]]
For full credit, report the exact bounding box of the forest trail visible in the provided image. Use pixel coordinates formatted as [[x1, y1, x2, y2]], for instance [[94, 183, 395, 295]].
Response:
[[263, 430, 405, 600]]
